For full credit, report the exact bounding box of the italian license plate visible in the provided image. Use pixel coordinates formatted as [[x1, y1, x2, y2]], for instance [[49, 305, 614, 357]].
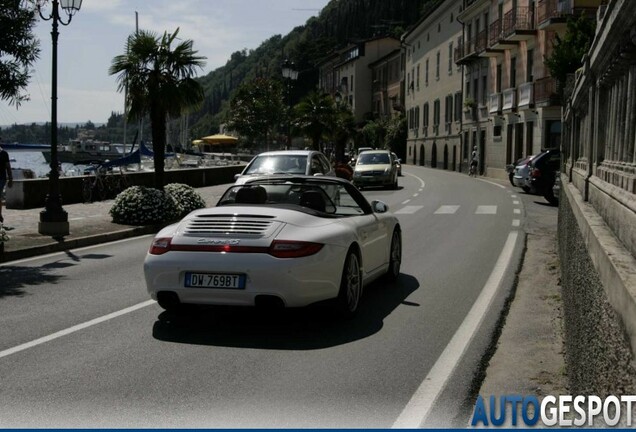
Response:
[[184, 272, 246, 289]]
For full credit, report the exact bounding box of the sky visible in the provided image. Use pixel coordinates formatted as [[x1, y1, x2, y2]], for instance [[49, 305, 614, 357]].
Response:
[[0, 0, 330, 126]]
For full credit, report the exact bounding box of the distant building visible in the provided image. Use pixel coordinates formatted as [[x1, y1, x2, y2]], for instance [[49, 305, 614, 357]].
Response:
[[403, 0, 464, 170], [318, 36, 401, 122], [369, 48, 405, 121]]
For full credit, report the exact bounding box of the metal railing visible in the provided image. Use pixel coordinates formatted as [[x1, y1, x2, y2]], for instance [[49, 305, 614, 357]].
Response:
[[503, 6, 536, 38]]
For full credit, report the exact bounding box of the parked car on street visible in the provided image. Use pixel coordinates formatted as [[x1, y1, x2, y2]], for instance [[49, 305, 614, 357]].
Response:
[[234, 150, 335, 185], [143, 175, 402, 318], [352, 150, 399, 190], [391, 152, 402, 176], [529, 148, 561, 205], [512, 155, 536, 193]]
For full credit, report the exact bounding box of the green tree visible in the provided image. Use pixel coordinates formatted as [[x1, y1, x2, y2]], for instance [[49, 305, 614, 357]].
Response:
[[330, 100, 356, 162], [385, 113, 407, 159], [109, 28, 206, 189], [0, 0, 40, 107], [225, 77, 285, 150], [361, 120, 385, 149], [293, 91, 335, 150], [544, 14, 596, 98]]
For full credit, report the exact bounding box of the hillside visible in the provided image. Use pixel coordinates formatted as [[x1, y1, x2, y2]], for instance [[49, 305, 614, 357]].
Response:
[[185, 0, 432, 138]]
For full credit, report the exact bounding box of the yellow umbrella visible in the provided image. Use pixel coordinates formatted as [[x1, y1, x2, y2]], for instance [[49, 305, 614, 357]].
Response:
[[200, 134, 239, 145], [192, 139, 204, 145]]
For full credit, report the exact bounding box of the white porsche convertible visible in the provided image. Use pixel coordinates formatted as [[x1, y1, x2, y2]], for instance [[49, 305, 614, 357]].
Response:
[[143, 176, 401, 317]]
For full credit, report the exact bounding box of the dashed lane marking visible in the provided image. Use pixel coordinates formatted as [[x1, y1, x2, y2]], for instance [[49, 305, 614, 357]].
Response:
[[513, 209, 521, 214], [475, 205, 497, 214], [395, 205, 423, 215], [402, 199, 411, 205], [434, 205, 460, 214], [512, 219, 521, 227]]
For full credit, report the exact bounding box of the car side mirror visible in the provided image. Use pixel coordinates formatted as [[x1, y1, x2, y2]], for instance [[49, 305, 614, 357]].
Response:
[[234, 174, 240, 180], [371, 200, 388, 213]]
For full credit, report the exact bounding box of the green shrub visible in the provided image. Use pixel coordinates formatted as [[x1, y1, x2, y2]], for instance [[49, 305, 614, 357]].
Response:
[[110, 186, 180, 225], [165, 183, 207, 218]]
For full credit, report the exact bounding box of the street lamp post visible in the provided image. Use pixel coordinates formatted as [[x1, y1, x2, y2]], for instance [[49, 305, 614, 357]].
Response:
[[281, 59, 298, 150], [35, 0, 83, 237]]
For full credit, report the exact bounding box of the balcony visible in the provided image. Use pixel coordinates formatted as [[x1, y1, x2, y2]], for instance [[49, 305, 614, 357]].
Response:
[[517, 82, 534, 109], [489, 92, 502, 114], [534, 76, 561, 106], [502, 88, 517, 112], [502, 7, 537, 41], [488, 18, 519, 50], [537, 0, 602, 31]]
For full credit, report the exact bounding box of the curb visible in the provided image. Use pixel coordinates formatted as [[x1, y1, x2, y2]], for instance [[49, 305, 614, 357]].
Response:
[[0, 225, 161, 263]]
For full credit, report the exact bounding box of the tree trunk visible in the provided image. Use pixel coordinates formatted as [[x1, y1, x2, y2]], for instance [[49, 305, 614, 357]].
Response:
[[150, 106, 167, 190]]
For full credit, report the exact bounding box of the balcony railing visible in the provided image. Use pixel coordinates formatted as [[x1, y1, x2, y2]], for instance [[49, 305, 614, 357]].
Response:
[[534, 76, 561, 105], [537, 0, 599, 27], [489, 19, 502, 46], [518, 82, 534, 108], [475, 29, 488, 52], [502, 88, 517, 111], [503, 7, 536, 38], [489, 92, 502, 114]]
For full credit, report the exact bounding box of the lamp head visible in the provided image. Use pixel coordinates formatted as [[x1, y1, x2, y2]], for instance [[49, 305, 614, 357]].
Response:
[[60, 0, 82, 16]]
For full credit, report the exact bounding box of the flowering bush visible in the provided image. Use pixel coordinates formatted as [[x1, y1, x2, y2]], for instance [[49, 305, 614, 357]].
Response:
[[164, 183, 207, 218], [110, 186, 180, 225], [0, 224, 10, 243], [109, 184, 208, 225]]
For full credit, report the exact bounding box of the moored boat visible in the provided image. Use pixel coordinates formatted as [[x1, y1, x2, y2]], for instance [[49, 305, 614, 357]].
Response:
[[43, 138, 123, 165]]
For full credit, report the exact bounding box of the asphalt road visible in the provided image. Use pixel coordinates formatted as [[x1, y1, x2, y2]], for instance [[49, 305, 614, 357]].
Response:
[[0, 166, 524, 428]]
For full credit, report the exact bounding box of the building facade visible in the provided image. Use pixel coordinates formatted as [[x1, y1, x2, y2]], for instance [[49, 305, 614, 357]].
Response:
[[318, 37, 401, 123], [369, 49, 405, 121], [559, 0, 636, 395], [404, 0, 464, 171]]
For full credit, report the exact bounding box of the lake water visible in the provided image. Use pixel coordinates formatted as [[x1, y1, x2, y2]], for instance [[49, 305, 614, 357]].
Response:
[[8, 150, 85, 177]]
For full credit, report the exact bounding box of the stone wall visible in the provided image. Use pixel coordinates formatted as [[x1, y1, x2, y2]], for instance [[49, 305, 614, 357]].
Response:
[[6, 165, 244, 210]]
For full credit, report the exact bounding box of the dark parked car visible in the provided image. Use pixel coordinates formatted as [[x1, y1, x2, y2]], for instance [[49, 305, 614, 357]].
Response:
[[529, 148, 560, 205]]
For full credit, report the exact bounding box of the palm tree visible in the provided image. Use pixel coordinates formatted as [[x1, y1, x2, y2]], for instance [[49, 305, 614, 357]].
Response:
[[109, 28, 206, 189], [293, 91, 335, 151]]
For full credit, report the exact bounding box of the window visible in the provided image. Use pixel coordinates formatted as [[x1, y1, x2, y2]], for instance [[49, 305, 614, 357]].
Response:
[[482, 75, 488, 105], [436, 51, 440, 80], [510, 56, 516, 88], [415, 106, 420, 129], [416, 64, 420, 90], [433, 99, 440, 126], [454, 92, 462, 121], [496, 63, 502, 92], [423, 103, 429, 128], [448, 43, 453, 73], [425, 59, 429, 85], [350, 74, 354, 91], [407, 72, 411, 94], [526, 49, 534, 82]]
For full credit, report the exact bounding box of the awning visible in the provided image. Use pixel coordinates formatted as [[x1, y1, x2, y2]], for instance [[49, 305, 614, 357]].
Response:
[[200, 134, 238, 145]]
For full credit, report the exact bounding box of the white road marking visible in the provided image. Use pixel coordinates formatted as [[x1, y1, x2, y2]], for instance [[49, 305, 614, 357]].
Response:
[[413, 193, 419, 197], [392, 231, 519, 428], [434, 205, 460, 214], [512, 219, 521, 227], [477, 178, 506, 189], [402, 199, 411, 205], [419, 188, 424, 192], [511, 195, 518, 198], [404, 172, 426, 189], [475, 205, 497, 214], [514, 209, 521, 214], [395, 206, 423, 214], [0, 300, 156, 359], [513, 200, 520, 205]]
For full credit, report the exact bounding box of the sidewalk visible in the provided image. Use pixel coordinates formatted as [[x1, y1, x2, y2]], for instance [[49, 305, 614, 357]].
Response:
[[0, 179, 567, 423], [0, 184, 224, 262]]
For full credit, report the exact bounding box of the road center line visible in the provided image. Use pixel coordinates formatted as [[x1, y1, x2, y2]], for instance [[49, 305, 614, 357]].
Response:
[[0, 300, 156, 360], [392, 231, 519, 428], [404, 172, 426, 189]]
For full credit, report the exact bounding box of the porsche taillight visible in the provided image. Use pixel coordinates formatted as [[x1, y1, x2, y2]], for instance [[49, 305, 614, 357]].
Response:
[[149, 237, 172, 255], [268, 240, 324, 258]]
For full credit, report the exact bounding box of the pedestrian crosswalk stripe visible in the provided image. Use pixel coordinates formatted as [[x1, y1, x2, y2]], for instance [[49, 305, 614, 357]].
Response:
[[395, 205, 423, 214], [475, 205, 497, 214], [434, 205, 460, 214]]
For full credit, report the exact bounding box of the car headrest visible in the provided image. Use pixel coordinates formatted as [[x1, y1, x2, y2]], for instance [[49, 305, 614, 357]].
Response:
[[299, 190, 326, 212], [235, 186, 267, 204]]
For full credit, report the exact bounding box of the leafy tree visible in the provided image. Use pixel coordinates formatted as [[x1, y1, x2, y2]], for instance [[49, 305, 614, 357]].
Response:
[[361, 120, 385, 149], [0, 0, 40, 107], [330, 100, 356, 162], [293, 91, 335, 150], [225, 77, 285, 150], [544, 14, 596, 97], [109, 28, 206, 190], [385, 113, 407, 159]]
